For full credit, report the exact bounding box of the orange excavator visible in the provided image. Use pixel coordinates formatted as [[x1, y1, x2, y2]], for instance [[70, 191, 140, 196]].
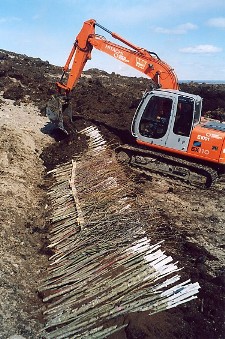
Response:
[[46, 19, 225, 187]]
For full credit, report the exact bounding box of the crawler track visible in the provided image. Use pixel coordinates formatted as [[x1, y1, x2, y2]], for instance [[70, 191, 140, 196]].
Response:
[[116, 144, 218, 188]]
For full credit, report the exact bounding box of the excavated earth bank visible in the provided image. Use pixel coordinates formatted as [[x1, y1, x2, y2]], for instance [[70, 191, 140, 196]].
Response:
[[0, 49, 225, 338]]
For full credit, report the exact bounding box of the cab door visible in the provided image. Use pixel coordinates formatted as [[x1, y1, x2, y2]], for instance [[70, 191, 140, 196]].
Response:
[[132, 92, 195, 152], [134, 93, 175, 147], [165, 95, 194, 151]]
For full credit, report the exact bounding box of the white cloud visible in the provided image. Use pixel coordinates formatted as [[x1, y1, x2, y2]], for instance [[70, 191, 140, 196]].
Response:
[[0, 17, 21, 24], [180, 44, 222, 53], [32, 15, 41, 20], [154, 22, 197, 35], [207, 17, 225, 28]]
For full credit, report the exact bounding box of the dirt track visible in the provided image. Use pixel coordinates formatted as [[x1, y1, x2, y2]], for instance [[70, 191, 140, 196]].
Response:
[[0, 49, 224, 338]]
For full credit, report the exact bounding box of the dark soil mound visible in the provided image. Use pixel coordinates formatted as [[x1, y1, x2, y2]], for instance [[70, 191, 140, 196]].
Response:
[[1, 49, 225, 133]]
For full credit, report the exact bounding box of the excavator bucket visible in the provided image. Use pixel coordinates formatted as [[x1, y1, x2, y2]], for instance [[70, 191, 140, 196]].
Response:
[[46, 96, 72, 134]]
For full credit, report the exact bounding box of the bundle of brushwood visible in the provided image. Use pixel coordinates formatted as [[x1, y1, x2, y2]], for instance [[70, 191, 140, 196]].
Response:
[[40, 126, 200, 339]]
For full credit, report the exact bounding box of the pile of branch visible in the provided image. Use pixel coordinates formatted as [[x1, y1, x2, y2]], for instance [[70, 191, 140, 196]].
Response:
[[40, 126, 200, 338]]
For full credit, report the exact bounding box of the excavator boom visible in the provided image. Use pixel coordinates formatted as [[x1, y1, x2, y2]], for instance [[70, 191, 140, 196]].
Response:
[[88, 36, 179, 90], [46, 19, 179, 133], [57, 19, 179, 93]]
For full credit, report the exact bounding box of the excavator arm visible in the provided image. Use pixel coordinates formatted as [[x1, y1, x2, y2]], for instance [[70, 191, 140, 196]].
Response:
[[57, 19, 179, 93], [56, 19, 95, 93], [47, 19, 179, 132]]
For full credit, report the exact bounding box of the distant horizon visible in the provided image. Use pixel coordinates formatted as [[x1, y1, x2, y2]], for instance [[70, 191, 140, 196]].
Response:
[[1, 48, 225, 85], [179, 79, 225, 84]]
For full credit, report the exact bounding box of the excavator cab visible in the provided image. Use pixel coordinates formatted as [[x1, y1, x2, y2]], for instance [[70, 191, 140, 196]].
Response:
[[132, 89, 202, 152]]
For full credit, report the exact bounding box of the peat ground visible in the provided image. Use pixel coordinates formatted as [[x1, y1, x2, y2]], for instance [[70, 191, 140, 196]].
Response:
[[0, 49, 224, 338]]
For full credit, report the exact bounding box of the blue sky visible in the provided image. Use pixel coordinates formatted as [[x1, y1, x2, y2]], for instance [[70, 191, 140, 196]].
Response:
[[1, 0, 225, 80]]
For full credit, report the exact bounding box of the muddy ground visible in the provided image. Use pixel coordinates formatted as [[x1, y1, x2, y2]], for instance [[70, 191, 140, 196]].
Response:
[[0, 49, 224, 338]]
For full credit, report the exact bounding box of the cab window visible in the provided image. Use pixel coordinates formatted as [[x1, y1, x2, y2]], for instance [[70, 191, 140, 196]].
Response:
[[139, 96, 172, 139], [173, 96, 194, 137]]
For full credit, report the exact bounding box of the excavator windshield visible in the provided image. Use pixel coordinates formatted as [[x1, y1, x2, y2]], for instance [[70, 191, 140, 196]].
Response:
[[139, 96, 173, 139]]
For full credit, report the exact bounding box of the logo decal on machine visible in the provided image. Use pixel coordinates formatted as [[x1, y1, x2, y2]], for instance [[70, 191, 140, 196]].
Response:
[[206, 132, 222, 140], [191, 140, 210, 155], [136, 57, 147, 69], [105, 45, 129, 63], [197, 133, 222, 141], [191, 147, 200, 153], [193, 141, 201, 147], [197, 135, 210, 141]]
